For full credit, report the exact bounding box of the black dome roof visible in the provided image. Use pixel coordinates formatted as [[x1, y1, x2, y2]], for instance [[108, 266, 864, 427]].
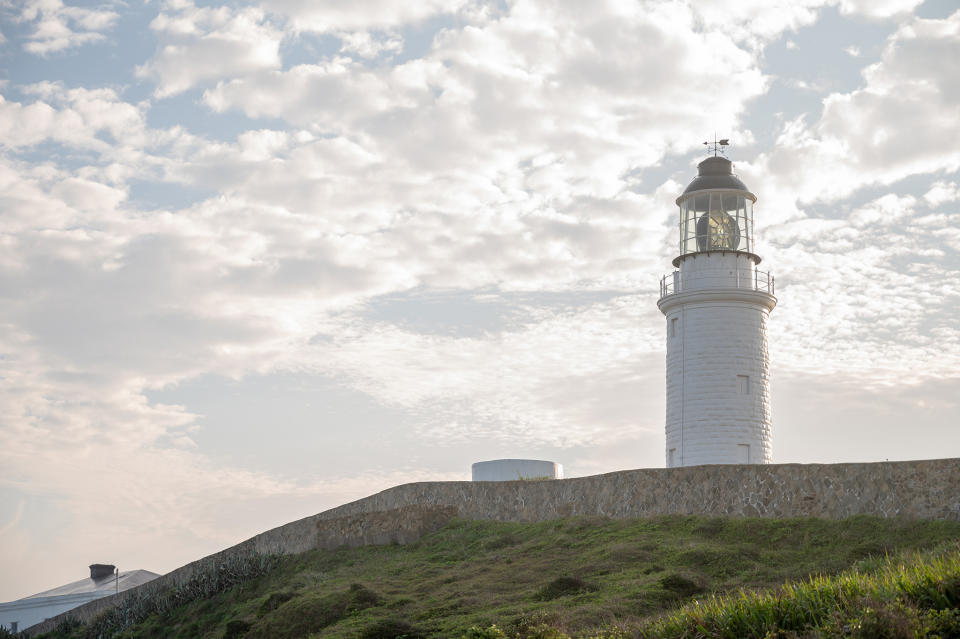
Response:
[[681, 156, 750, 194]]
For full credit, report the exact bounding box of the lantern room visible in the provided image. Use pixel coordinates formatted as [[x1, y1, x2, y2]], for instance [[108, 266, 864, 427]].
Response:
[[675, 156, 757, 264]]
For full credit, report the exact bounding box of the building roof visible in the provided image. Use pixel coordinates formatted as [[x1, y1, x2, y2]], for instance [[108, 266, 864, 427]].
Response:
[[20, 570, 160, 600], [681, 156, 751, 195]]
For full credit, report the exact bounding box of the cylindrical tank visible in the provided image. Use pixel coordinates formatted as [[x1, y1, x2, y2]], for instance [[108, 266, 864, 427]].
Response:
[[471, 459, 563, 482]]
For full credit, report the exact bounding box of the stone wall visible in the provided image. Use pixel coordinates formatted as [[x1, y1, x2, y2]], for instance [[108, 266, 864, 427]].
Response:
[[315, 505, 458, 550], [25, 458, 960, 636], [318, 458, 960, 521]]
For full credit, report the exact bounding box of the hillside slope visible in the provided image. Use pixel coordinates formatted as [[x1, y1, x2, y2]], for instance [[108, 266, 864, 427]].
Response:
[[30, 515, 960, 639]]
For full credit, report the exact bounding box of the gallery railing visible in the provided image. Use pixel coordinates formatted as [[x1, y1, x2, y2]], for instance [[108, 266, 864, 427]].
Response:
[[659, 269, 774, 297]]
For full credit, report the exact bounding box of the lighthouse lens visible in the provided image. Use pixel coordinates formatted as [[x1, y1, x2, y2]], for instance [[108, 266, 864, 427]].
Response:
[[695, 193, 741, 251], [708, 211, 739, 249]]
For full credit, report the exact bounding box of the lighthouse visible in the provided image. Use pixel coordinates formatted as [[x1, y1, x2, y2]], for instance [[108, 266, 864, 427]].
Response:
[[657, 150, 776, 467]]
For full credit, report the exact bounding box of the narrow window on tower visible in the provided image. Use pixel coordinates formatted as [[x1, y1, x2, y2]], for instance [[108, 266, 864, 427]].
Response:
[[738, 444, 751, 463], [668, 448, 676, 466], [737, 375, 750, 395], [671, 317, 679, 337]]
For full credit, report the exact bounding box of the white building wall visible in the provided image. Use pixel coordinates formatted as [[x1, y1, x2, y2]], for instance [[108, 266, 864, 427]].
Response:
[[659, 252, 776, 467], [0, 592, 104, 633], [674, 251, 760, 291], [0, 569, 159, 633]]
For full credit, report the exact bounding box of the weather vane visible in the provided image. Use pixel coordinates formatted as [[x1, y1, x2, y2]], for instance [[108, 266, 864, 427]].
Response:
[[703, 134, 730, 157]]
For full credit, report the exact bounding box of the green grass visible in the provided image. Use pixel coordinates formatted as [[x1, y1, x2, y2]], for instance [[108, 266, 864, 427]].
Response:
[[34, 515, 960, 639], [642, 543, 960, 638]]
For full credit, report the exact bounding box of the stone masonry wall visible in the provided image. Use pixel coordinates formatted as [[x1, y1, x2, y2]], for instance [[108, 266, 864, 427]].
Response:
[[25, 458, 960, 636], [317, 458, 960, 521]]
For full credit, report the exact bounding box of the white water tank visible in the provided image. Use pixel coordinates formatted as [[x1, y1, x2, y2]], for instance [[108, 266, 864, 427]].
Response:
[[471, 459, 563, 481]]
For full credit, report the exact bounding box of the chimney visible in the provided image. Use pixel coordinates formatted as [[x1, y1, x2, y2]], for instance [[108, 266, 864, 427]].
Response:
[[89, 564, 116, 580]]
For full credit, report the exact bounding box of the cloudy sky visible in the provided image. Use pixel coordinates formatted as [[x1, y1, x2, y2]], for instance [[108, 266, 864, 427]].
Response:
[[1, 0, 959, 601]]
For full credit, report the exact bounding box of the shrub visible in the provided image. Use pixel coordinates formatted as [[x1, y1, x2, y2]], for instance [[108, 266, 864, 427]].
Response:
[[921, 607, 960, 637], [257, 591, 295, 617], [358, 618, 427, 639], [943, 575, 960, 608], [348, 582, 382, 608], [245, 583, 382, 638], [846, 601, 918, 639], [507, 612, 569, 638], [223, 619, 252, 638], [29, 616, 82, 638], [462, 624, 507, 638], [658, 573, 702, 598], [536, 576, 598, 600], [693, 518, 726, 538], [513, 623, 571, 639], [850, 540, 888, 560], [483, 533, 521, 551]]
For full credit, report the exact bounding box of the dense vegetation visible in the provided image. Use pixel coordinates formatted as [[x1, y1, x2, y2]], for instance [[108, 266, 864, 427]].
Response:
[[31, 515, 960, 639]]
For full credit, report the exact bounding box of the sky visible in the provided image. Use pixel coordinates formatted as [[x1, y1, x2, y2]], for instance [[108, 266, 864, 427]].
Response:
[[1, 0, 959, 602]]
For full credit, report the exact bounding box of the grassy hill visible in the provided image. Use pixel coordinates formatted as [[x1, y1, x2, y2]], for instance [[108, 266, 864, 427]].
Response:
[[31, 515, 960, 639]]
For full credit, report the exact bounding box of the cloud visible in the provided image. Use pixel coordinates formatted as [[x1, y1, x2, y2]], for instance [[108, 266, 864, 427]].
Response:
[[338, 30, 404, 59], [762, 191, 960, 384], [164, 131, 678, 293], [51, 176, 126, 211], [14, 0, 118, 55], [924, 181, 959, 207], [724, 12, 960, 384], [748, 10, 960, 205], [209, 1, 767, 133], [202, 0, 767, 249], [689, 0, 823, 45], [295, 293, 664, 448], [836, 0, 924, 18], [14, 0, 916, 473], [0, 499, 24, 537], [261, 0, 470, 32], [0, 85, 148, 152], [137, 1, 283, 97], [684, 0, 923, 48], [184, 1, 776, 322], [0, 146, 469, 596]]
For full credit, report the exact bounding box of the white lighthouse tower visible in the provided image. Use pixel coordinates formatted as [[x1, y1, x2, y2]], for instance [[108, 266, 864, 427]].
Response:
[[657, 149, 776, 467]]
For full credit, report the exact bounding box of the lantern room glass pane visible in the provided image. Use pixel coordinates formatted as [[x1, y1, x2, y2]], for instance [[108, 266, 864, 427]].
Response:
[[694, 195, 709, 252], [678, 191, 755, 256], [696, 193, 741, 251], [679, 199, 689, 253]]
